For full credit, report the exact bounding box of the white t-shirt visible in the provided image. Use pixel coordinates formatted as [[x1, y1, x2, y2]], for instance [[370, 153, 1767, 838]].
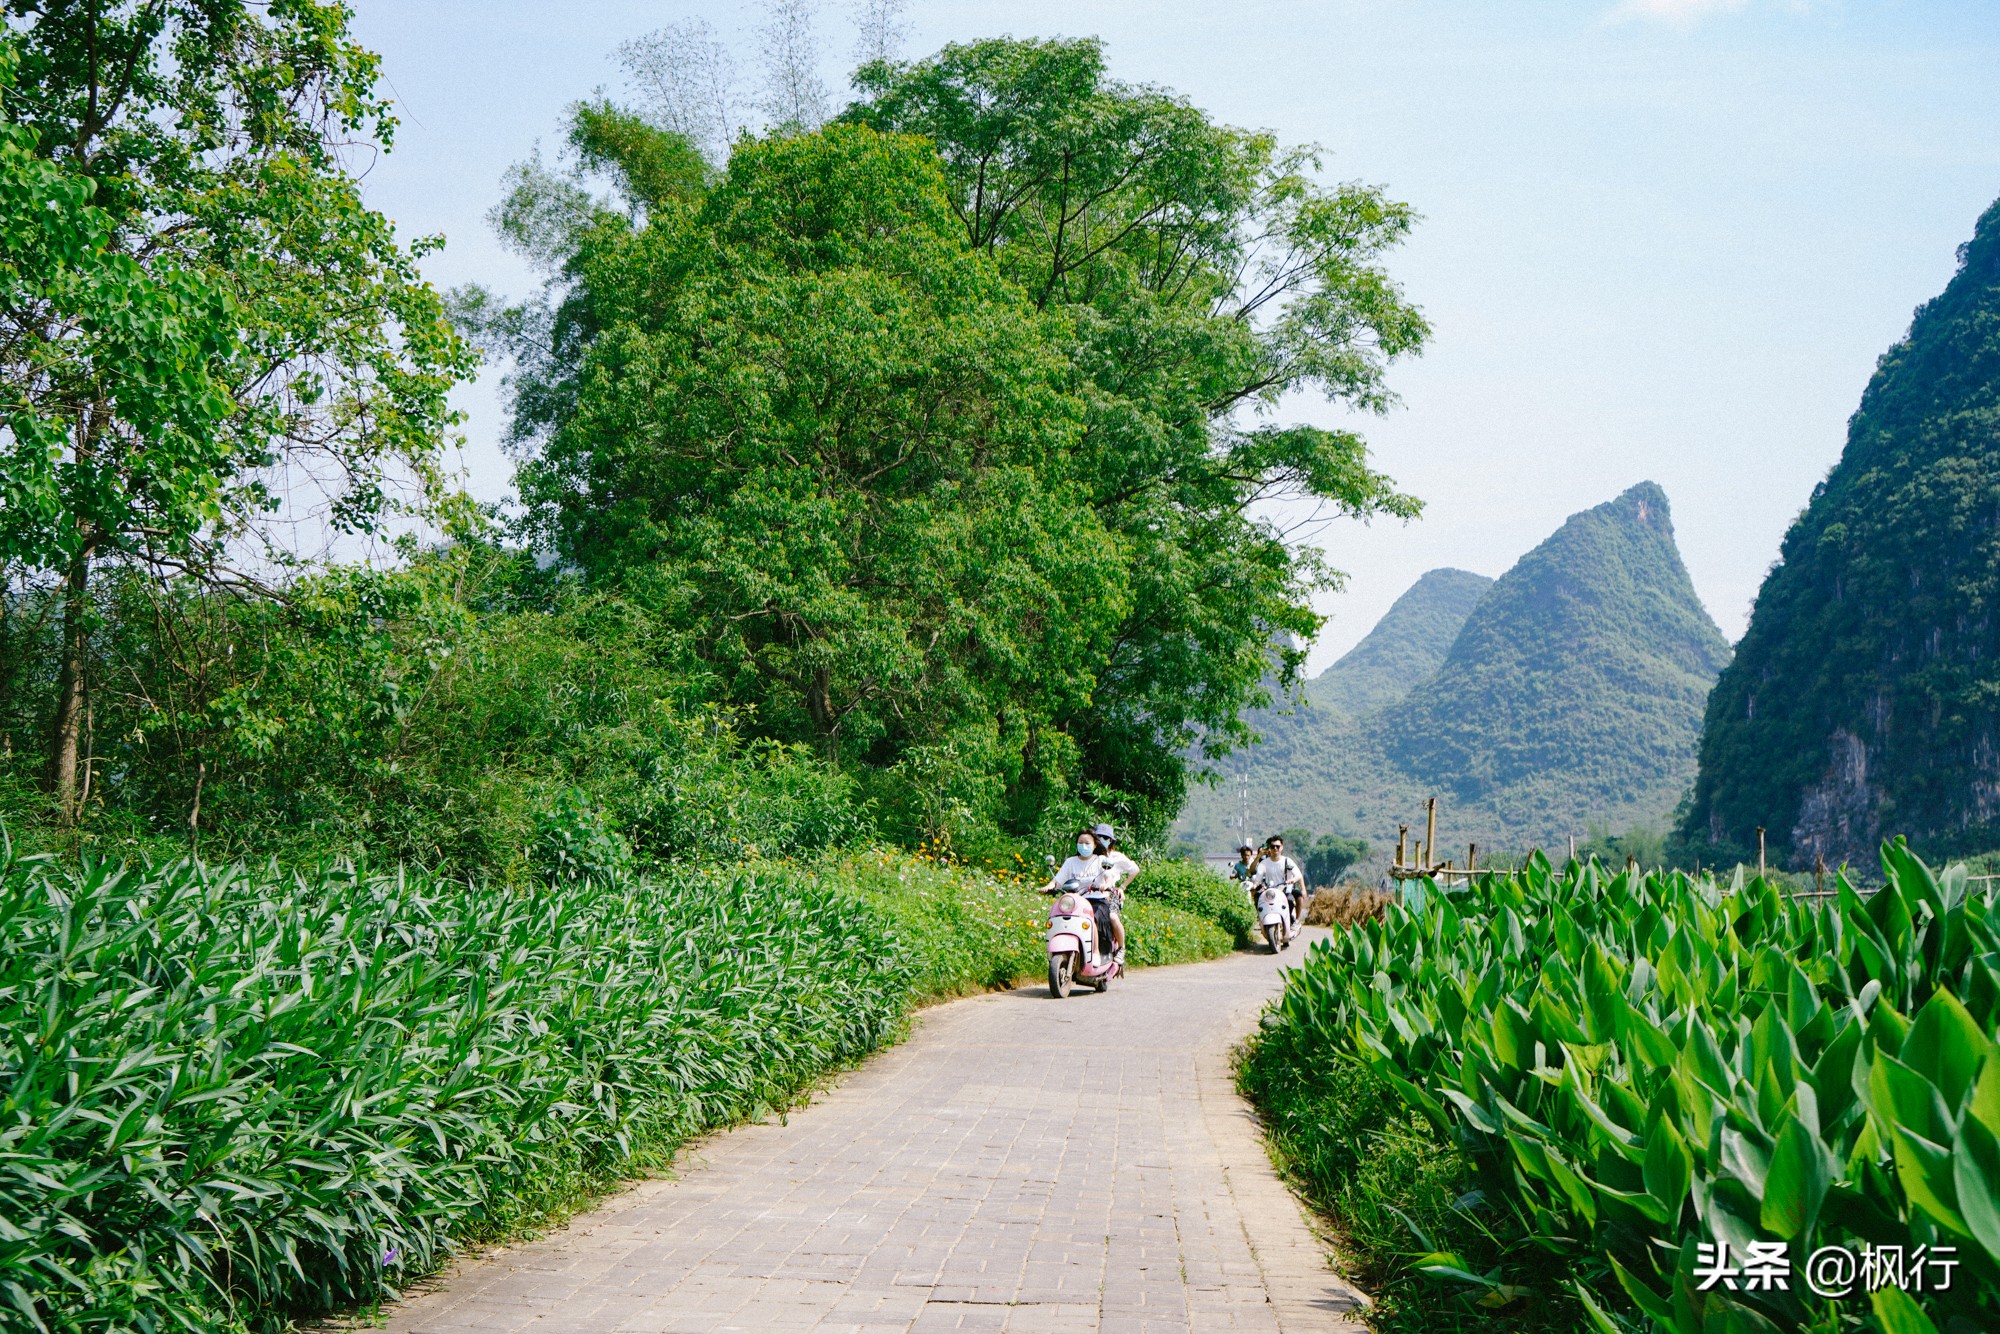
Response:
[[1255, 855, 1302, 890], [1052, 854, 1107, 894], [1099, 849, 1140, 889]]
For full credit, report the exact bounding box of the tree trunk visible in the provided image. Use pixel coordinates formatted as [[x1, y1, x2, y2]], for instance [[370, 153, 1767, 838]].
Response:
[[807, 668, 839, 760], [47, 543, 93, 822]]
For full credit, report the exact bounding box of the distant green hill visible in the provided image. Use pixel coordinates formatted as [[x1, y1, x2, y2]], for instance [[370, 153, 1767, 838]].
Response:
[[1310, 568, 1494, 717], [1175, 484, 1729, 856], [1682, 195, 2000, 869], [1385, 482, 1731, 816]]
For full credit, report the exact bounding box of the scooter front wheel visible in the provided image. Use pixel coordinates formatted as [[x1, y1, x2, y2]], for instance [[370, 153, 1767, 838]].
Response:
[[1049, 954, 1074, 998], [1093, 964, 1111, 993], [1264, 923, 1282, 953]]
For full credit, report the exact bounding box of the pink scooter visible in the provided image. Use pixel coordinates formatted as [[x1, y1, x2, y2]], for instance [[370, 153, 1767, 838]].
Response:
[[1046, 890, 1122, 998]]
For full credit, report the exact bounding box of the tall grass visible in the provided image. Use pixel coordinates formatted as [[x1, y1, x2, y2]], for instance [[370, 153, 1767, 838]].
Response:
[[1241, 844, 2000, 1333], [0, 843, 908, 1333], [0, 840, 1244, 1333]]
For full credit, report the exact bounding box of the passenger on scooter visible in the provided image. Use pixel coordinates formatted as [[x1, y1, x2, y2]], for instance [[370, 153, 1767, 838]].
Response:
[[1092, 823, 1137, 961], [1255, 836, 1306, 928], [1038, 830, 1123, 962]]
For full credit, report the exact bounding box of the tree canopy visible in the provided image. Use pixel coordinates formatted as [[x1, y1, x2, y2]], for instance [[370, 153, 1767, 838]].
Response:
[[0, 1, 469, 815], [468, 35, 1429, 845], [846, 39, 1428, 825]]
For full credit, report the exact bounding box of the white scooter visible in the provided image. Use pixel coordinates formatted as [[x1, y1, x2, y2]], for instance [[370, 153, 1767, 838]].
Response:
[[1256, 882, 1299, 953], [1046, 888, 1122, 998]]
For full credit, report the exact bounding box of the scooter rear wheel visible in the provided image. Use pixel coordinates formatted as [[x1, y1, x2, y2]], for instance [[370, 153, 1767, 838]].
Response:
[[1049, 954, 1073, 998]]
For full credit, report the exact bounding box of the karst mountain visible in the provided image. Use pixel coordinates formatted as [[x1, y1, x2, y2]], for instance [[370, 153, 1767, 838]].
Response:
[[1682, 194, 2000, 869], [1175, 483, 1730, 856]]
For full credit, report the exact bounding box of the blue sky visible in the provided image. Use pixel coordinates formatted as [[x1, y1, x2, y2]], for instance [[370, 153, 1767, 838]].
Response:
[[349, 0, 2000, 670]]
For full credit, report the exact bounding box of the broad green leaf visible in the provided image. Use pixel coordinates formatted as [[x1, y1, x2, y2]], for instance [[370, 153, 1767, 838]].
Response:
[[1760, 1115, 1833, 1240], [1952, 1098, 2000, 1266], [1899, 989, 1992, 1111], [1868, 1287, 1941, 1334], [1643, 1116, 1693, 1220], [1697, 1293, 1785, 1334]]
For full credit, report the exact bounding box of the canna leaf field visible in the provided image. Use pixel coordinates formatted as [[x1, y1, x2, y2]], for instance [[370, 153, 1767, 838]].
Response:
[[0, 838, 1238, 1334], [1242, 840, 2000, 1333]]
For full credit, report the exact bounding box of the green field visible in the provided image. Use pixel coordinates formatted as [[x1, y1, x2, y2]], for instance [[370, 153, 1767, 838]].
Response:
[[1241, 842, 1998, 1333], [0, 839, 1240, 1334]]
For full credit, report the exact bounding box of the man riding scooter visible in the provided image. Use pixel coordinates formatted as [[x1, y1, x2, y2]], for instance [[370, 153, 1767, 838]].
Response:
[[1254, 835, 1306, 932], [1229, 839, 1258, 892]]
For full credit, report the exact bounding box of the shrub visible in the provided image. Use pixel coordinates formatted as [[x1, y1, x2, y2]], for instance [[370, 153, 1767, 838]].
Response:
[[1126, 858, 1257, 946], [0, 843, 909, 1333], [1243, 844, 2000, 1332], [530, 788, 635, 884]]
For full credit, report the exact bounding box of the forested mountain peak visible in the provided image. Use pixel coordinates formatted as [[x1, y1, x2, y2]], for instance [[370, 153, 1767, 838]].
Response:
[[1172, 484, 1727, 851], [1381, 481, 1729, 817], [1684, 194, 2000, 868], [1309, 567, 1494, 717]]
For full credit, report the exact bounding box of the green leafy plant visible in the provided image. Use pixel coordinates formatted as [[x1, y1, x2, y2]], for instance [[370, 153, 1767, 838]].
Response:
[[1246, 841, 2000, 1332], [530, 789, 635, 884], [1126, 858, 1257, 946]]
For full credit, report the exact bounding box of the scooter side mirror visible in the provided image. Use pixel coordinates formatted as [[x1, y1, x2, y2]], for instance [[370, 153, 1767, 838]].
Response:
[[1045, 855, 1057, 869]]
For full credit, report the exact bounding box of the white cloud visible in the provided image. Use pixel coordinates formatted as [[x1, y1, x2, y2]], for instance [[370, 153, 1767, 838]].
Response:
[[1607, 0, 1753, 26]]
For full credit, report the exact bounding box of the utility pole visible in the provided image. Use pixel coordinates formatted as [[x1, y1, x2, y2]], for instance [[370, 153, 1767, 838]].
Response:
[[1238, 771, 1250, 845]]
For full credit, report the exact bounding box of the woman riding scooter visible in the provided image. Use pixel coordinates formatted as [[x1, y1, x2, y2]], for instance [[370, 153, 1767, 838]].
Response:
[[1040, 828, 1125, 962]]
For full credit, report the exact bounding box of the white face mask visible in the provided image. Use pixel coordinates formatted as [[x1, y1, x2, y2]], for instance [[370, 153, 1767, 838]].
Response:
[[1076, 841, 1094, 857]]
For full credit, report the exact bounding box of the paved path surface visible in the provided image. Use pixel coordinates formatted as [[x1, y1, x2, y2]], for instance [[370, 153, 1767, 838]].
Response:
[[382, 934, 1368, 1334]]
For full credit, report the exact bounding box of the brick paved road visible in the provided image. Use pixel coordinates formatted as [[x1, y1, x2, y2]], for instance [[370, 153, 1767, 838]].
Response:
[[381, 933, 1368, 1334]]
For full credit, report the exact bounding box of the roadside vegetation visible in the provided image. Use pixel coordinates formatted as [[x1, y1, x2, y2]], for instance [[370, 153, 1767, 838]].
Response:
[[1242, 844, 1999, 1333], [0, 834, 1243, 1334]]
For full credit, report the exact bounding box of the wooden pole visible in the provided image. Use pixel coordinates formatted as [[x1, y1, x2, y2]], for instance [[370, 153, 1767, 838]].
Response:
[[1816, 854, 1826, 896], [1424, 797, 1437, 871], [1468, 843, 1477, 876], [1397, 824, 1408, 871], [1757, 827, 1766, 880], [1567, 833, 1576, 864]]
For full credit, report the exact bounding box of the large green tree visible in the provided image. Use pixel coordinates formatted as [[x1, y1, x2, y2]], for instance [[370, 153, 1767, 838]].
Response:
[[844, 38, 1428, 827], [477, 120, 1125, 840], [0, 1, 468, 818], [476, 36, 1427, 841]]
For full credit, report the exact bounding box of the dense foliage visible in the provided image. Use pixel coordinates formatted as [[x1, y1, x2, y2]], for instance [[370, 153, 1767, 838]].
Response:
[[1125, 857, 1257, 946], [0, 835, 1242, 1334], [1685, 195, 2000, 870], [1243, 844, 2000, 1333], [461, 35, 1429, 849], [0, 4, 469, 817], [1178, 483, 1729, 855], [1, 546, 873, 875]]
